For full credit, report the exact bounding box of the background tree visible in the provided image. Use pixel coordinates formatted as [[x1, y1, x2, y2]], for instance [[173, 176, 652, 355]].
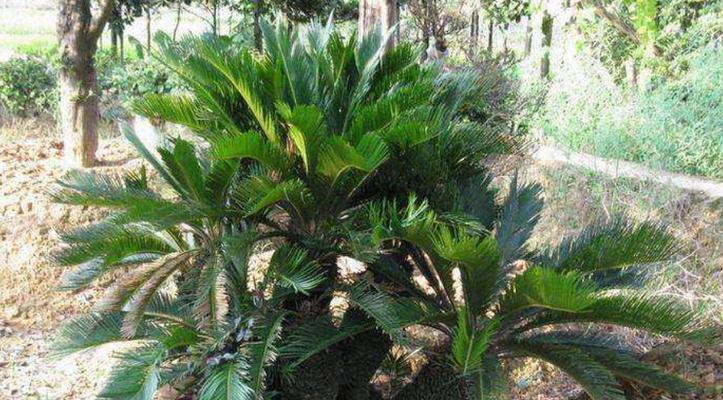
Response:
[[407, 0, 467, 56], [57, 0, 115, 168], [358, 0, 399, 46]]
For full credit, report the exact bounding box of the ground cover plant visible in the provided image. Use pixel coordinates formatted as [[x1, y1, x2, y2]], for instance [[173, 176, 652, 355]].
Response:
[[51, 17, 720, 400]]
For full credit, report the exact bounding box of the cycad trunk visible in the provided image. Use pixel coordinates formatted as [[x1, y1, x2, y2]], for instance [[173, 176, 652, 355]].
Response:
[[395, 358, 468, 399], [487, 19, 494, 52], [57, 0, 112, 168]]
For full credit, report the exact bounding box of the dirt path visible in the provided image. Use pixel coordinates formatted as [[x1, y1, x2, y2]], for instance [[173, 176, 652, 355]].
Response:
[[533, 145, 723, 199]]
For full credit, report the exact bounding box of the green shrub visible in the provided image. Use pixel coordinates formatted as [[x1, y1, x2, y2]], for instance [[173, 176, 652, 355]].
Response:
[[97, 54, 179, 120], [539, 46, 723, 179], [51, 17, 718, 400], [0, 55, 58, 117]]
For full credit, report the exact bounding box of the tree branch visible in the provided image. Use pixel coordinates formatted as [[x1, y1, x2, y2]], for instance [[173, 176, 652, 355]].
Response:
[[586, 0, 662, 56], [89, 0, 115, 41]]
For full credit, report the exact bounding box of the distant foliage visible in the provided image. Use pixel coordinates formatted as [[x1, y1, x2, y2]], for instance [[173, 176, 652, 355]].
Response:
[[0, 55, 58, 117], [97, 53, 180, 120], [540, 47, 723, 179], [0, 46, 182, 121]]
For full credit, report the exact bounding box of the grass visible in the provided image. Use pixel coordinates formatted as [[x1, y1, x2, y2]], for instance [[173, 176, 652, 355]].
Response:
[[530, 162, 723, 322], [536, 48, 723, 180]]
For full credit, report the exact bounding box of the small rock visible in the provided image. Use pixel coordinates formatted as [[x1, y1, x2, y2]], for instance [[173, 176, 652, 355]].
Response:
[[3, 305, 20, 320]]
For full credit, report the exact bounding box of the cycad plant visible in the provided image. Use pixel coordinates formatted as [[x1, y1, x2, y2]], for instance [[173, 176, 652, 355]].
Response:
[[51, 16, 718, 400], [370, 177, 720, 399]]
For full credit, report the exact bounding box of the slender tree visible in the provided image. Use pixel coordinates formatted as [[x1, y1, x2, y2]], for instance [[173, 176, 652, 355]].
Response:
[[57, 0, 115, 168], [540, 8, 552, 79]]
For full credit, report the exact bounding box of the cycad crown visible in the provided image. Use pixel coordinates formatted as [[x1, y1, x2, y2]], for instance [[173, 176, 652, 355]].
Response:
[[52, 16, 718, 400]]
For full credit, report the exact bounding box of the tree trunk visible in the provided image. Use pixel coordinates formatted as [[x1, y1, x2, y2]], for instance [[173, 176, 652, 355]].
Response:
[[540, 10, 553, 79], [358, 0, 398, 48], [57, 0, 113, 168], [586, 0, 662, 56], [253, 2, 263, 51], [173, 1, 182, 41], [146, 8, 152, 52], [120, 27, 125, 63], [486, 19, 494, 52], [470, 10, 479, 54], [524, 16, 533, 57], [111, 26, 118, 59]]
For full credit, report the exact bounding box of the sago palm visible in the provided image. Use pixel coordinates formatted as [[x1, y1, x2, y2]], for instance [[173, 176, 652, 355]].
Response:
[[351, 176, 720, 399], [52, 17, 518, 399]]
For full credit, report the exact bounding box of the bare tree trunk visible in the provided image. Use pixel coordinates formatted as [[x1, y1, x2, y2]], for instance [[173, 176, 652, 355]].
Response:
[[57, 0, 114, 168], [470, 9, 479, 54], [502, 24, 509, 52], [524, 16, 533, 57], [540, 10, 553, 79], [146, 8, 152, 52], [111, 26, 118, 59], [486, 19, 494, 52], [173, 1, 182, 41], [358, 0, 398, 48], [624, 57, 638, 87], [120, 27, 125, 63], [253, 1, 263, 51]]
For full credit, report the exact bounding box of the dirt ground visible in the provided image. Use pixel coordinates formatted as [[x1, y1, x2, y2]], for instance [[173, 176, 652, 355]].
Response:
[[0, 128, 720, 399]]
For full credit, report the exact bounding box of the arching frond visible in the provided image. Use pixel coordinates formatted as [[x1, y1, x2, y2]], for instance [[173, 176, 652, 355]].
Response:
[[198, 359, 254, 400], [98, 344, 165, 400], [541, 215, 680, 275], [497, 267, 597, 316]]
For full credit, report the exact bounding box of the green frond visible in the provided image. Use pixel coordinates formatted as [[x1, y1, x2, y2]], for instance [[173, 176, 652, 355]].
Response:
[[121, 123, 185, 194], [211, 131, 288, 171], [247, 313, 285, 396], [158, 139, 206, 202], [55, 225, 174, 268], [505, 339, 625, 400], [53, 313, 136, 357], [198, 359, 254, 400], [94, 252, 192, 318], [541, 215, 680, 275], [131, 93, 207, 134], [316, 134, 389, 184], [204, 159, 240, 207], [280, 104, 326, 173], [518, 332, 695, 394], [524, 292, 720, 343], [432, 227, 500, 315], [450, 307, 499, 375], [233, 176, 308, 217], [495, 175, 544, 267], [280, 315, 375, 370], [194, 254, 229, 331], [498, 267, 597, 316], [347, 283, 428, 341], [267, 245, 325, 297], [122, 252, 196, 337], [51, 170, 167, 209], [200, 44, 280, 145], [98, 344, 165, 400], [221, 230, 263, 303]]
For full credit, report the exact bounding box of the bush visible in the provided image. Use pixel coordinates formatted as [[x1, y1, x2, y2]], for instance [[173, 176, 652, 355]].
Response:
[[538, 46, 723, 179], [51, 18, 718, 400], [97, 54, 179, 120], [0, 55, 58, 117]]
